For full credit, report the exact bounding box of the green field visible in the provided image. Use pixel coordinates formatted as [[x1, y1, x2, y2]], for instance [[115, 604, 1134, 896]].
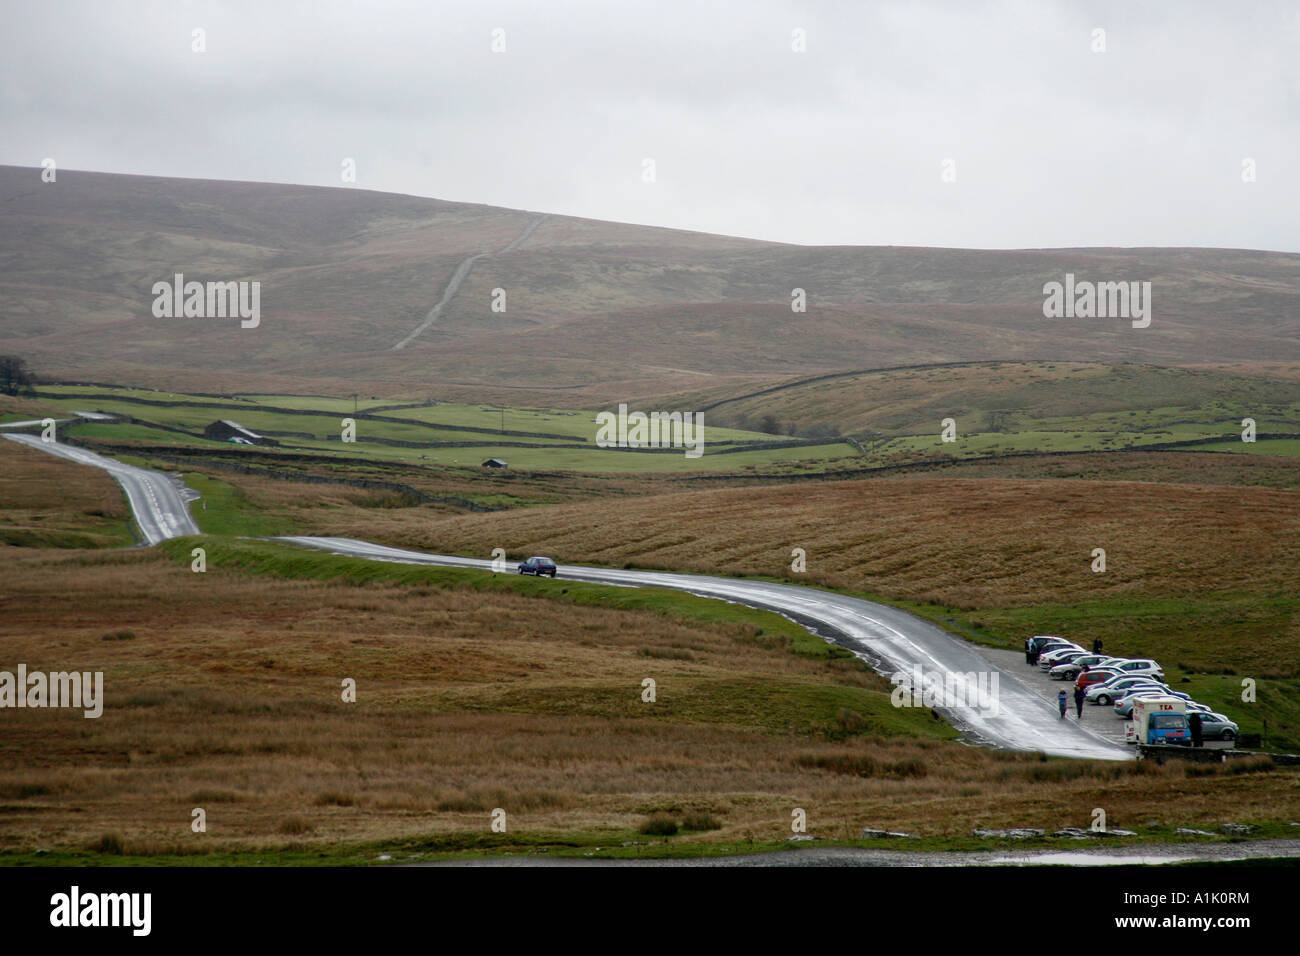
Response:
[[19, 373, 1295, 484], [20, 365, 1299, 481], [27, 385, 855, 473]]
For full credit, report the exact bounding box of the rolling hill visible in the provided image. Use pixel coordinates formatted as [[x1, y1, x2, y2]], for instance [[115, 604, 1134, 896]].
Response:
[[2, 165, 1298, 405]]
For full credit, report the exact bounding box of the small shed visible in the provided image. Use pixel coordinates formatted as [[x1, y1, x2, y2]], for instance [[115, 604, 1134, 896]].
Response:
[[481, 458, 508, 469]]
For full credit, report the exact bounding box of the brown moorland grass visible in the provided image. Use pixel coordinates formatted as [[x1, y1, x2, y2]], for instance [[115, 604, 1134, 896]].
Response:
[[325, 476, 1299, 607], [340, 476, 1299, 676], [122, 444, 1300, 558], [2, 546, 1296, 854], [823, 450, 1300, 489], [0, 439, 133, 547]]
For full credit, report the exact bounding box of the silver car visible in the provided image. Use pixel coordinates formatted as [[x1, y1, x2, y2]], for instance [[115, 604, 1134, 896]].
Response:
[[1196, 712, 1240, 741], [1113, 689, 1199, 717], [1086, 675, 1169, 706]]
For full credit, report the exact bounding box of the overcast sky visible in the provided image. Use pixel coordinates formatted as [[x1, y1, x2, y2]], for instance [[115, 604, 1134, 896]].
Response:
[[3, 1, 1297, 251]]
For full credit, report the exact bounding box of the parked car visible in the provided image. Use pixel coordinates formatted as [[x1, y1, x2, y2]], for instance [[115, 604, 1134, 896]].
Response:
[[1106, 658, 1166, 681], [1113, 688, 1192, 717], [1029, 636, 1072, 655], [1050, 655, 1125, 680], [1086, 675, 1169, 705], [1039, 647, 1086, 669], [517, 556, 558, 577], [1197, 712, 1240, 740], [1106, 681, 1175, 706], [1075, 668, 1123, 691]]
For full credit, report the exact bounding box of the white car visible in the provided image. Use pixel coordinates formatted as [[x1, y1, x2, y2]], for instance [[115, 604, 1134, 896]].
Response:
[[1104, 658, 1165, 681]]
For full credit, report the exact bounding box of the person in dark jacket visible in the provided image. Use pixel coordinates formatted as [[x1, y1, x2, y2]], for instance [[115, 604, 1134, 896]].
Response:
[[1092, 637, 1103, 654], [1058, 689, 1068, 719], [1074, 684, 1086, 718], [1190, 711, 1203, 747]]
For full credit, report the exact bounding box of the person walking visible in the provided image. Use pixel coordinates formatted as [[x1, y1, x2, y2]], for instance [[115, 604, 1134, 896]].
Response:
[[1058, 689, 1068, 719], [1025, 638, 1034, 665], [1190, 711, 1204, 748], [1074, 684, 1086, 718], [1092, 637, 1103, 654]]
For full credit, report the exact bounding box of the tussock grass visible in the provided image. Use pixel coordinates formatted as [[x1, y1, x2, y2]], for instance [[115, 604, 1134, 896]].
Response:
[[639, 814, 678, 837]]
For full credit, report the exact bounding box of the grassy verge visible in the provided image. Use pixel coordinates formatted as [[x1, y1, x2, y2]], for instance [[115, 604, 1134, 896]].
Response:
[[182, 474, 297, 537]]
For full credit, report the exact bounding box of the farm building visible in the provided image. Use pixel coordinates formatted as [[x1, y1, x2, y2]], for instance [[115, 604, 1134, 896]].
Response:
[[481, 458, 508, 469], [203, 420, 276, 445]]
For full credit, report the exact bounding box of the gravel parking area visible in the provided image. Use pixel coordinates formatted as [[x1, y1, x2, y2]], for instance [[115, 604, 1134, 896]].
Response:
[[977, 646, 1232, 751]]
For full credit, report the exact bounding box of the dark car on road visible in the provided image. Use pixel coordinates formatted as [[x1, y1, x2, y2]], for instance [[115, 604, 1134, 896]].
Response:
[[518, 556, 558, 577]]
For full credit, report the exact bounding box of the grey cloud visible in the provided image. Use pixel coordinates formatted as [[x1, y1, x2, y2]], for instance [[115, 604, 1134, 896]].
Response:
[[1, 0, 1296, 250]]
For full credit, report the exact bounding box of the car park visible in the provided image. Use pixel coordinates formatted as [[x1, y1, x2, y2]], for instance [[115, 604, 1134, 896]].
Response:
[[1027, 636, 1237, 746], [517, 556, 558, 577]]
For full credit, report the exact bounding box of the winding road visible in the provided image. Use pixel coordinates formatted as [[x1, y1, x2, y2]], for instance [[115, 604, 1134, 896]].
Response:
[[4, 433, 198, 544], [277, 536, 1129, 760], [6, 434, 1127, 760]]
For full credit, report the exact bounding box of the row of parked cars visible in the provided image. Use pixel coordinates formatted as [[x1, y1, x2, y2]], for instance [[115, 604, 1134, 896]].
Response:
[[1027, 635, 1239, 744]]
